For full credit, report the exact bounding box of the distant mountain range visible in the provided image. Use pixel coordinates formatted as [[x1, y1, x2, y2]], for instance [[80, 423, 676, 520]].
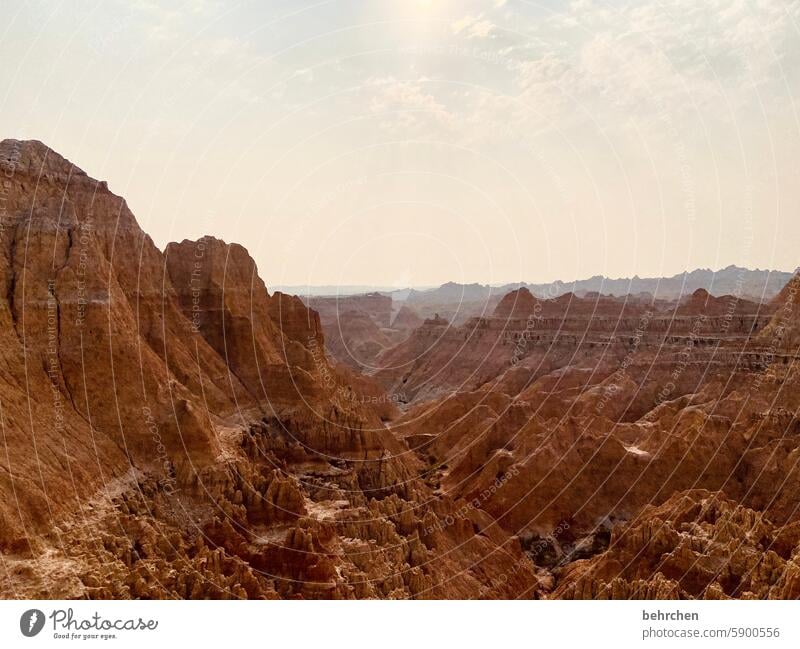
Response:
[[278, 266, 796, 303], [520, 265, 796, 302], [271, 284, 436, 296]]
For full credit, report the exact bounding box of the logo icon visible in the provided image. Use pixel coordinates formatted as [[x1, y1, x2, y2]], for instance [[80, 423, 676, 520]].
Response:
[[20, 609, 45, 637]]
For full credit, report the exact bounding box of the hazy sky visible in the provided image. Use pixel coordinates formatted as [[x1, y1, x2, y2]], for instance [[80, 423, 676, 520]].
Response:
[[2, 0, 799, 288]]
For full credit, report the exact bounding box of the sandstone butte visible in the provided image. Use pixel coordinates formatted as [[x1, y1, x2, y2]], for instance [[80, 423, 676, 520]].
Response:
[[2, 138, 800, 600]]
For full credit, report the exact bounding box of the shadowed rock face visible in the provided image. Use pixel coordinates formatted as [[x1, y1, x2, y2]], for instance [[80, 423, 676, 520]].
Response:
[[306, 293, 392, 328], [0, 140, 538, 599], [303, 295, 422, 370], [553, 490, 800, 599]]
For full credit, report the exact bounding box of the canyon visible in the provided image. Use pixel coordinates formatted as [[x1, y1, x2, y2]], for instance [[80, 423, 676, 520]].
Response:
[[1, 139, 799, 600], [365, 279, 800, 599]]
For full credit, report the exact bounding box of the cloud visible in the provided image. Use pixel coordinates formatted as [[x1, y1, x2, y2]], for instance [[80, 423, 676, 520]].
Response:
[[367, 77, 457, 133], [547, 0, 800, 91], [491, 0, 800, 134], [469, 19, 496, 39], [346, 0, 800, 146], [451, 14, 496, 39]]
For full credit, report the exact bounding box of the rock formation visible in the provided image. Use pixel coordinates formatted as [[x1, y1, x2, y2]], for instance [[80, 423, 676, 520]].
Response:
[[370, 273, 798, 599], [304, 296, 423, 370], [0, 140, 537, 599], [1, 138, 797, 601], [553, 490, 800, 599]]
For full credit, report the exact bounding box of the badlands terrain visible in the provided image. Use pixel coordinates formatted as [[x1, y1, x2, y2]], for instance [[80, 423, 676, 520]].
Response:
[[1, 139, 799, 600]]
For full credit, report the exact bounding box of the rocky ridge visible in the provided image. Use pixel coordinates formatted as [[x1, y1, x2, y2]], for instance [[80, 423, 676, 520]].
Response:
[[0, 140, 536, 599]]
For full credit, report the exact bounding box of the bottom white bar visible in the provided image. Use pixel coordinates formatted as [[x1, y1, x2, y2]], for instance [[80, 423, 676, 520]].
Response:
[[0, 600, 796, 648]]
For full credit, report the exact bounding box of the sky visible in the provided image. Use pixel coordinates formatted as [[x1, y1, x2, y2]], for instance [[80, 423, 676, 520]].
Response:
[[1, 0, 799, 289]]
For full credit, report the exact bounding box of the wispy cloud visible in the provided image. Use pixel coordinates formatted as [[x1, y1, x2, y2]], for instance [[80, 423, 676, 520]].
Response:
[[436, 0, 800, 142], [451, 14, 497, 39], [367, 77, 457, 134]]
